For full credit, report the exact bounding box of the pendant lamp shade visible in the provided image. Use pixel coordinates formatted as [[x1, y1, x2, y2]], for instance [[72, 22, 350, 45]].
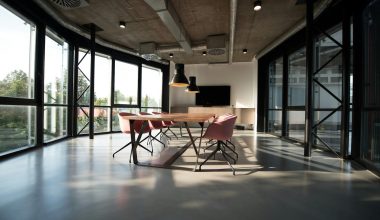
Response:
[[169, 63, 189, 87], [185, 76, 200, 93]]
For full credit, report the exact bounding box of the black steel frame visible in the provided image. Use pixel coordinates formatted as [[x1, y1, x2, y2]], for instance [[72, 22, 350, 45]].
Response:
[[0, 0, 170, 159], [258, 0, 353, 158]]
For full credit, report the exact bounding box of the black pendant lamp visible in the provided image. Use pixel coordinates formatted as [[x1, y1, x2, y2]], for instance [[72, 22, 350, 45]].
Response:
[[185, 76, 200, 93], [169, 63, 189, 87]]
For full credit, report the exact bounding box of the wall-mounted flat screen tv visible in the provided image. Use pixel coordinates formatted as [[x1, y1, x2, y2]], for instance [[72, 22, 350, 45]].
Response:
[[196, 86, 230, 106]]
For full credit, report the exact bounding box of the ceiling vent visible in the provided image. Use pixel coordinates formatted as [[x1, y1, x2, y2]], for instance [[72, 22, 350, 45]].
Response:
[[207, 35, 227, 56], [140, 42, 161, 61], [49, 0, 89, 9]]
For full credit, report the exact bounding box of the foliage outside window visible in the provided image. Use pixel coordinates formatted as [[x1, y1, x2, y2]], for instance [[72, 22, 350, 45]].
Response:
[[44, 31, 68, 141], [141, 65, 163, 109], [0, 4, 36, 154]]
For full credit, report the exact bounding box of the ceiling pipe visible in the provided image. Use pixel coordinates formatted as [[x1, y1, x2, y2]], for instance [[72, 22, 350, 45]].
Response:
[[144, 0, 193, 54], [229, 0, 237, 64], [33, 0, 169, 65], [255, 0, 332, 59]]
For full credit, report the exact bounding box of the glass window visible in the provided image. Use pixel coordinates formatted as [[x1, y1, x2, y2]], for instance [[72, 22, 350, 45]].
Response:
[[315, 111, 341, 151], [268, 57, 283, 135], [95, 53, 111, 106], [0, 105, 36, 154], [314, 25, 343, 150], [288, 48, 306, 106], [94, 107, 110, 133], [287, 111, 305, 141], [268, 57, 283, 109], [77, 49, 91, 105], [361, 0, 380, 169], [0, 4, 35, 99], [141, 65, 163, 108], [44, 106, 67, 141], [44, 30, 69, 142], [77, 107, 89, 134], [44, 32, 68, 104], [114, 61, 138, 105], [314, 27, 343, 109], [268, 110, 282, 136]]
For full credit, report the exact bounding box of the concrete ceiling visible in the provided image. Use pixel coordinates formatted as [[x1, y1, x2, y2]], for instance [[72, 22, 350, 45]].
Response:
[[42, 0, 315, 64]]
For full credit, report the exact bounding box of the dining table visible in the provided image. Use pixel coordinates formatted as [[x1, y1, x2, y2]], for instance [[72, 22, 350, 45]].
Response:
[[121, 113, 215, 171]]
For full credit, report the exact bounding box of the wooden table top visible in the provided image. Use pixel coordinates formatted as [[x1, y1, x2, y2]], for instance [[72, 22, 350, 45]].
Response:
[[121, 113, 215, 122]]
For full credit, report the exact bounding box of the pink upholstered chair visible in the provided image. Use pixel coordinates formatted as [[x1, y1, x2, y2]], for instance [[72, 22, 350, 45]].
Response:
[[113, 112, 153, 163], [139, 112, 166, 147], [152, 111, 178, 140], [200, 114, 238, 175]]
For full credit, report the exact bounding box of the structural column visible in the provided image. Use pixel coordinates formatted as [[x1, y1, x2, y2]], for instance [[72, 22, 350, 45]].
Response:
[[89, 24, 96, 139], [340, 0, 352, 158], [304, 0, 314, 157]]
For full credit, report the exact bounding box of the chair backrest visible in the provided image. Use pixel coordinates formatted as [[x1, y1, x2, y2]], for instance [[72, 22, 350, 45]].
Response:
[[119, 112, 150, 134], [203, 114, 237, 141], [118, 112, 135, 133], [139, 112, 163, 129]]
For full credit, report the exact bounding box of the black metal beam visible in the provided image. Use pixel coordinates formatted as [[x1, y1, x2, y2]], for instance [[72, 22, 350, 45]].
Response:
[[304, 0, 314, 157], [73, 46, 79, 136], [35, 23, 46, 147], [89, 24, 96, 139], [282, 55, 289, 137], [67, 44, 74, 137], [138, 62, 142, 110], [340, 0, 352, 158]]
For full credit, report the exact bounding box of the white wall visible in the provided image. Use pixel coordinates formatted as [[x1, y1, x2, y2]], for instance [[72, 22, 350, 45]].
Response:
[[169, 60, 258, 108]]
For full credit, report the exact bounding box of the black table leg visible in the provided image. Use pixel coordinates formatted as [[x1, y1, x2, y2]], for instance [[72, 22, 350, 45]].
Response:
[[194, 122, 204, 171], [130, 120, 148, 164], [184, 122, 198, 156]]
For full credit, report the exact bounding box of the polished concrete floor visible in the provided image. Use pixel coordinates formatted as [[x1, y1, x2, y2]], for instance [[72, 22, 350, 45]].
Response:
[[0, 130, 380, 220]]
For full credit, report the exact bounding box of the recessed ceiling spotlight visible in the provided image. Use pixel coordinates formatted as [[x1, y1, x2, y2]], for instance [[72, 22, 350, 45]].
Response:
[[253, 0, 262, 11], [119, 21, 126, 29], [243, 49, 248, 54], [169, 53, 173, 58], [202, 51, 207, 56]]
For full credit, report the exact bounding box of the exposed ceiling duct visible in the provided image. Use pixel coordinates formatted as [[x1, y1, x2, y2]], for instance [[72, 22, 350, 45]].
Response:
[[207, 34, 227, 56], [144, 0, 193, 54], [229, 0, 237, 63], [49, 0, 88, 9]]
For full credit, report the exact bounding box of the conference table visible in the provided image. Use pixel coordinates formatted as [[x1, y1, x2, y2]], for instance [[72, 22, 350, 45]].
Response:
[[122, 113, 215, 170]]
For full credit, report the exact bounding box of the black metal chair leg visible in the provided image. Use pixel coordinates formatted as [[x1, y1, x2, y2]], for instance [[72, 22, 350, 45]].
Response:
[[221, 151, 236, 175], [199, 146, 219, 170], [113, 142, 131, 158], [161, 130, 172, 140], [204, 142, 217, 152], [167, 127, 178, 139], [220, 147, 237, 164], [226, 140, 236, 150], [221, 142, 238, 159]]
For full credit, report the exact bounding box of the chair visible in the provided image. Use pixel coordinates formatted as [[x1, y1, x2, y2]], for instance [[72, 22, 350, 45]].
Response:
[[152, 111, 178, 140], [113, 112, 153, 163], [139, 112, 166, 147], [199, 114, 238, 175]]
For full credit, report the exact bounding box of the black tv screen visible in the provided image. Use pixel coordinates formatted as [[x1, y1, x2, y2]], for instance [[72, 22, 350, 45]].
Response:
[[196, 86, 230, 106]]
